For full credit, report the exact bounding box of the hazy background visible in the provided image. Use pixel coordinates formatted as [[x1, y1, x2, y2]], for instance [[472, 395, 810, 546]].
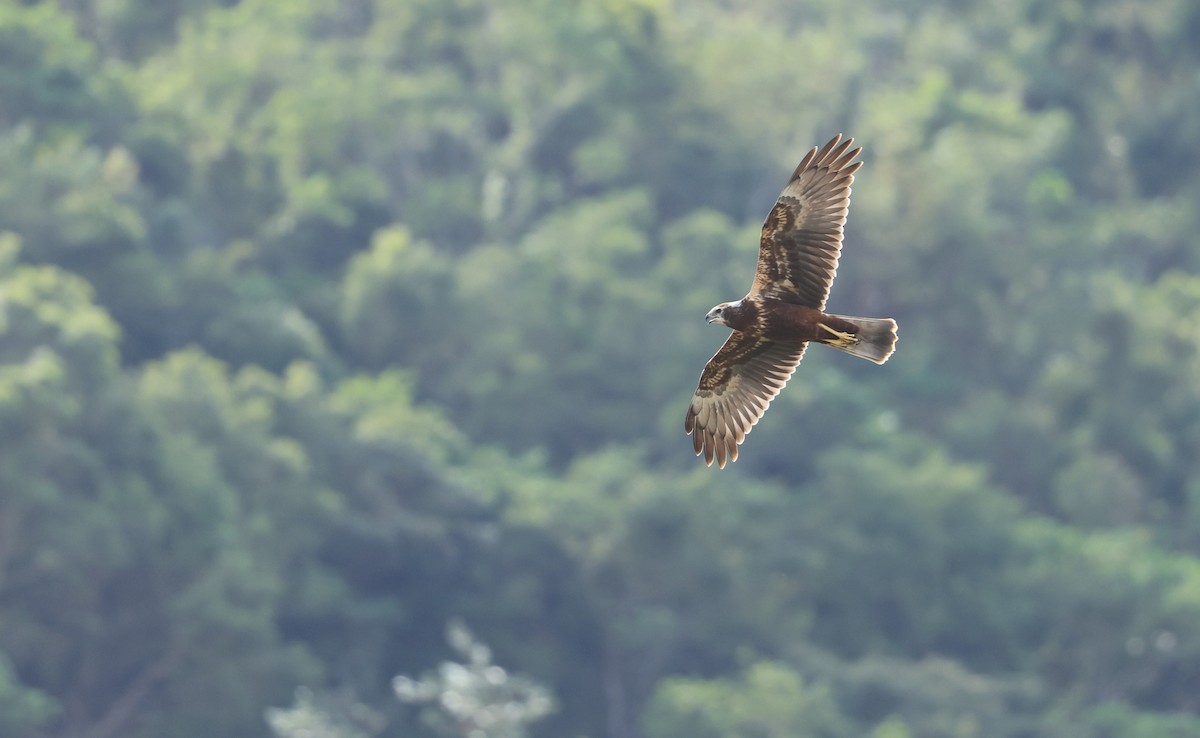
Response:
[[3, 0, 1200, 736]]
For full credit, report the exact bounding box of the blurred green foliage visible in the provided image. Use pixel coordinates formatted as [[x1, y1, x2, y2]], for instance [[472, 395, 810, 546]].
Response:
[[2, 0, 1200, 736]]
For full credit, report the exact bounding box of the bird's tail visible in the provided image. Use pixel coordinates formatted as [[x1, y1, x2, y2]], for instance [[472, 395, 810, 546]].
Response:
[[825, 315, 898, 364]]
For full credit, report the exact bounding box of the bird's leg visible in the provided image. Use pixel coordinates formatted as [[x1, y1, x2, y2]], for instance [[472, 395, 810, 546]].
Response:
[[817, 323, 858, 349]]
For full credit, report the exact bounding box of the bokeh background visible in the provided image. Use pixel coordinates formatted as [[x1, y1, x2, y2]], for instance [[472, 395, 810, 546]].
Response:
[[3, 0, 1200, 736]]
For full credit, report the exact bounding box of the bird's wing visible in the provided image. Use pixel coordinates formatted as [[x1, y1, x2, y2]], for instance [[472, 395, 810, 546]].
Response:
[[752, 134, 863, 309], [684, 333, 808, 468]]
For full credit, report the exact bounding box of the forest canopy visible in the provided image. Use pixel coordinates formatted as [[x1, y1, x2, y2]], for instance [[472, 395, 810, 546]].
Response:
[[3, 0, 1200, 737]]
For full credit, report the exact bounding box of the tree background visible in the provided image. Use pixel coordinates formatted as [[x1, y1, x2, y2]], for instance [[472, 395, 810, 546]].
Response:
[[3, 0, 1200, 736]]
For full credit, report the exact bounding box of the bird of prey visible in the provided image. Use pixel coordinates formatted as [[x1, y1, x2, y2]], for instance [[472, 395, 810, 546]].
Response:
[[685, 135, 897, 468]]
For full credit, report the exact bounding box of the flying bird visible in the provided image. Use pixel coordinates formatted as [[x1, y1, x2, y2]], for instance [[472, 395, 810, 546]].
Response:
[[685, 135, 897, 468]]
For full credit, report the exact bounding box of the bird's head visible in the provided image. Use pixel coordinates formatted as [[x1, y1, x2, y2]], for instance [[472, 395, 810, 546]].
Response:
[[706, 300, 741, 326]]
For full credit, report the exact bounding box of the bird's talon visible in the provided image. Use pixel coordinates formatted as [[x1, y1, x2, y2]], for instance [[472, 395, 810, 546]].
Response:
[[818, 323, 858, 348]]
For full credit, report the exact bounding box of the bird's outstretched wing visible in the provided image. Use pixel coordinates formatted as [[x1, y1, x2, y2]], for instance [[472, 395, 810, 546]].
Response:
[[685, 333, 808, 468], [753, 134, 863, 309]]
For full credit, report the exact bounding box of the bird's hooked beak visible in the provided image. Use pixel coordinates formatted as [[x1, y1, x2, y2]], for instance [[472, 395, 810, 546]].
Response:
[[705, 306, 723, 324]]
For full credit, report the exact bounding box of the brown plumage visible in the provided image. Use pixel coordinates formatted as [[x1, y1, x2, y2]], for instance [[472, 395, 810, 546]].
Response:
[[685, 135, 898, 468]]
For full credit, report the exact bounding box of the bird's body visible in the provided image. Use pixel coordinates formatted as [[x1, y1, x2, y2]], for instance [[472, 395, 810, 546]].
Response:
[[710, 298, 854, 343], [685, 135, 897, 468]]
